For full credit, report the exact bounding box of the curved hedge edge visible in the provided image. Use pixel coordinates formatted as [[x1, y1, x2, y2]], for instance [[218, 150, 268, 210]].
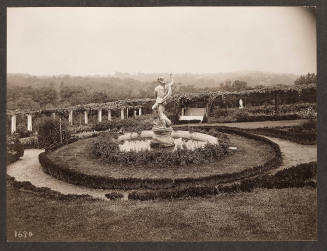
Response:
[[6, 175, 98, 201], [172, 126, 282, 187], [38, 127, 282, 190], [128, 162, 317, 201], [244, 128, 316, 145], [105, 192, 124, 200]]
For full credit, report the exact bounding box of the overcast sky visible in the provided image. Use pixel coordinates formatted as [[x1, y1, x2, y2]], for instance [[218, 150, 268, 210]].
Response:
[[7, 7, 316, 76]]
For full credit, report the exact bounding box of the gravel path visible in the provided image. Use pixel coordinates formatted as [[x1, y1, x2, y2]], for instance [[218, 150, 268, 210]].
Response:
[[264, 136, 317, 174], [7, 149, 120, 200], [7, 125, 317, 199]]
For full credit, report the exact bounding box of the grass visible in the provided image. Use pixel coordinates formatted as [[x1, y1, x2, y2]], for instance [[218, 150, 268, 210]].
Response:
[[7, 181, 317, 241], [47, 133, 275, 180]]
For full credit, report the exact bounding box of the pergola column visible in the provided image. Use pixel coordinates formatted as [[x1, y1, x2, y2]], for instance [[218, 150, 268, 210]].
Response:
[[68, 110, 73, 125], [108, 110, 112, 121], [84, 111, 88, 124], [138, 107, 142, 116], [121, 108, 125, 120], [11, 115, 16, 134], [181, 108, 185, 116], [133, 109, 137, 118], [126, 107, 129, 119], [52, 112, 56, 119], [98, 108, 102, 122], [27, 114, 32, 131]]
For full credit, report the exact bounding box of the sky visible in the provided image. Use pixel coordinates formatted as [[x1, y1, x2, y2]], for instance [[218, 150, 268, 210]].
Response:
[[7, 7, 316, 76]]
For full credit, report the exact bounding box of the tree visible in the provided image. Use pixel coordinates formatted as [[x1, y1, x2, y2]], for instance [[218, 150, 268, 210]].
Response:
[[232, 80, 248, 91], [37, 117, 70, 150], [294, 73, 317, 85]]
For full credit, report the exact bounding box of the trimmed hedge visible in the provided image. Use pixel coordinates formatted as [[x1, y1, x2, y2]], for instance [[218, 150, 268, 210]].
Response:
[[245, 120, 317, 145], [7, 175, 96, 201], [128, 162, 317, 200], [39, 127, 282, 190], [92, 133, 228, 168], [105, 192, 124, 200]]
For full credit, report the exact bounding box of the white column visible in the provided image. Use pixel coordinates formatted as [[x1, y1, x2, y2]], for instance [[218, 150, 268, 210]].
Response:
[[69, 110, 73, 125], [133, 110, 137, 118], [11, 115, 16, 134], [52, 112, 56, 119], [121, 108, 125, 120], [108, 110, 112, 121], [126, 107, 129, 118], [181, 108, 185, 116], [98, 109, 102, 122], [84, 111, 88, 124], [27, 114, 32, 131], [138, 107, 142, 116]]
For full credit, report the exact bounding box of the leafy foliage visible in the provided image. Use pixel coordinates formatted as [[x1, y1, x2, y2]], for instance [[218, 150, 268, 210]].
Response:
[[294, 73, 317, 85], [92, 133, 228, 168], [93, 116, 153, 133], [7, 135, 24, 164], [37, 117, 71, 151]]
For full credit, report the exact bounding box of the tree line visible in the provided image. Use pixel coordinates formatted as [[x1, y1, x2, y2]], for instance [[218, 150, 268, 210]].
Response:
[[7, 73, 316, 111]]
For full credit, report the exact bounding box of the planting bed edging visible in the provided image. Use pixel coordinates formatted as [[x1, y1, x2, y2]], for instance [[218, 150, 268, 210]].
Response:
[[39, 127, 282, 190], [6, 175, 98, 201], [128, 162, 317, 200]]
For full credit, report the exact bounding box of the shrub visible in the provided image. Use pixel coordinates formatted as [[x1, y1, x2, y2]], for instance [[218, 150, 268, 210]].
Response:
[[37, 117, 71, 151], [19, 136, 39, 149], [105, 192, 124, 200], [69, 124, 94, 134], [16, 123, 33, 138], [92, 133, 228, 168], [93, 117, 152, 133], [7, 135, 24, 164]]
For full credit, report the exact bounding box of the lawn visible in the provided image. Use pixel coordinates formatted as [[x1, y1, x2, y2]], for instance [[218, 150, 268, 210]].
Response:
[[47, 133, 275, 180], [7, 182, 317, 241]]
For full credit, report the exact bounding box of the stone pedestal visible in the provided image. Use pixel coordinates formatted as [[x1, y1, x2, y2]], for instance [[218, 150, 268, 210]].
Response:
[[150, 127, 175, 148]]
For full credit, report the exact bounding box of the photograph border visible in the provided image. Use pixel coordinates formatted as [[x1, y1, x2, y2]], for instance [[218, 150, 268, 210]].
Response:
[[0, 0, 326, 251]]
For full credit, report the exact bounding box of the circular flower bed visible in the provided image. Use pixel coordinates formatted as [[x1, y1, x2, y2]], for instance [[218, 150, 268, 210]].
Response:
[[92, 131, 229, 168]]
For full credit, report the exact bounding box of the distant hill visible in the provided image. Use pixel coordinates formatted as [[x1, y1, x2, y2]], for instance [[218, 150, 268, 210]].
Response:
[[113, 71, 299, 87], [8, 71, 299, 90]]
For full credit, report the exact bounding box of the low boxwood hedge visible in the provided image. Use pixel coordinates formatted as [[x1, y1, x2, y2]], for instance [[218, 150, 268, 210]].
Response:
[[245, 120, 317, 145], [92, 132, 229, 168], [38, 127, 282, 190], [7, 175, 96, 201], [128, 162, 317, 200]]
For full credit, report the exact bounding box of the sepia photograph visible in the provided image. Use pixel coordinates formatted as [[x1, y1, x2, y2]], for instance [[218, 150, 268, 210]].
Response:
[[4, 5, 319, 243]]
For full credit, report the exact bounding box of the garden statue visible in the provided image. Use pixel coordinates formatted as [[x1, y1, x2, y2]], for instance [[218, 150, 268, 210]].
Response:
[[239, 98, 244, 109], [150, 73, 175, 147]]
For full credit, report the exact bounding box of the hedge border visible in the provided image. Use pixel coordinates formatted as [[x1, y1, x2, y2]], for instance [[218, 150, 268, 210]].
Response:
[[6, 175, 97, 201], [244, 127, 316, 145], [128, 162, 317, 201], [39, 127, 282, 190]]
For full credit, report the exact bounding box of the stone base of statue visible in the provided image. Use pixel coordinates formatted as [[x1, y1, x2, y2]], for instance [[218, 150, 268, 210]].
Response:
[[150, 127, 175, 148]]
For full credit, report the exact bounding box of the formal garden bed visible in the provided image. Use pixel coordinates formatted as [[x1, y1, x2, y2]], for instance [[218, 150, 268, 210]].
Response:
[[39, 127, 281, 190]]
